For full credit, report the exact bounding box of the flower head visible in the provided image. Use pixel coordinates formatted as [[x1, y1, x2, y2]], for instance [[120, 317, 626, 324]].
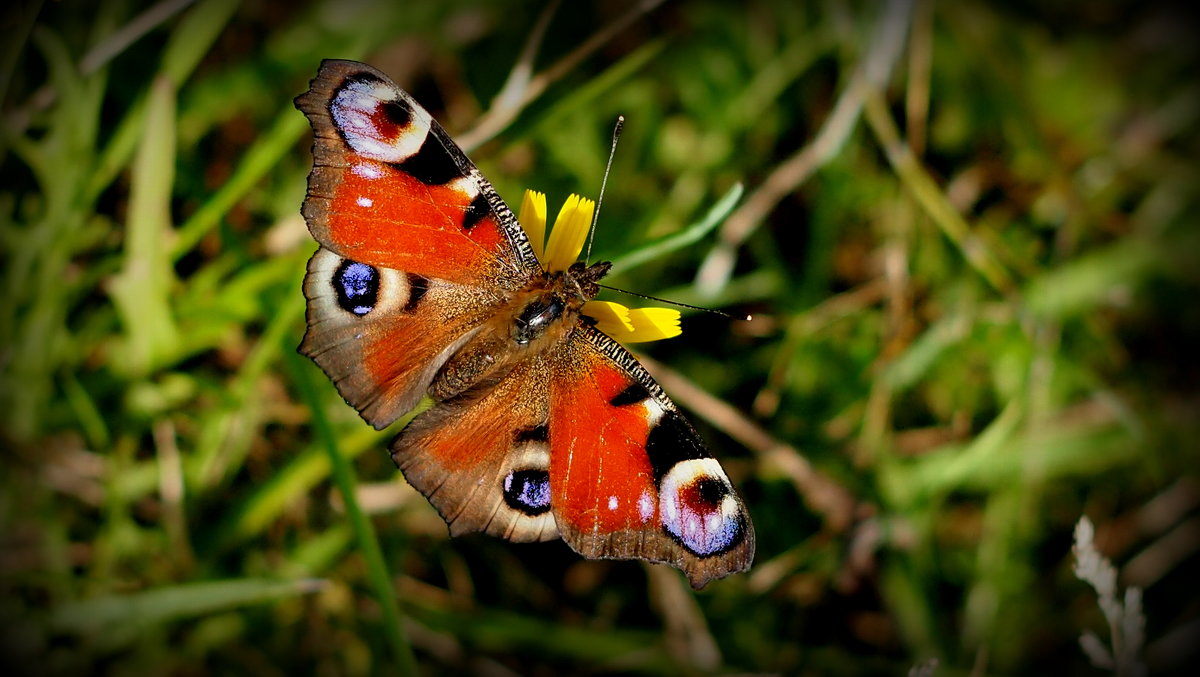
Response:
[[518, 189, 682, 343]]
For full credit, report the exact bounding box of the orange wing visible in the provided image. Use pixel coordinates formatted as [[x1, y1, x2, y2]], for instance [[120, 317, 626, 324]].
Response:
[[300, 248, 504, 429], [295, 59, 540, 286], [547, 328, 755, 588], [391, 356, 558, 543], [296, 60, 543, 428]]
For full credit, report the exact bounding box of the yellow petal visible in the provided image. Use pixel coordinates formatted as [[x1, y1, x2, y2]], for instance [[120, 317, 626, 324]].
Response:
[[583, 302, 682, 343], [581, 300, 633, 336], [543, 194, 594, 272], [624, 308, 682, 342], [518, 189, 547, 264]]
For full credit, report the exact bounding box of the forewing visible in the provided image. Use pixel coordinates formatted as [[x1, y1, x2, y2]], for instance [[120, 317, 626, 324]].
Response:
[[547, 328, 755, 588], [294, 59, 540, 286]]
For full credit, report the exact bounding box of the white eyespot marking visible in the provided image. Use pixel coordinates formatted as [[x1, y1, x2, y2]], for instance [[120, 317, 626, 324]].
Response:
[[638, 491, 655, 523], [510, 439, 550, 469], [643, 398, 666, 428], [659, 458, 745, 557], [308, 248, 412, 321], [356, 196, 373, 208], [608, 495, 619, 511], [446, 176, 481, 200], [352, 161, 385, 180], [331, 79, 432, 163]]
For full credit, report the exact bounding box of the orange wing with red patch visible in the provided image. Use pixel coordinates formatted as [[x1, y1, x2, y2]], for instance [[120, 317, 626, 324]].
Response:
[[547, 328, 754, 588], [300, 248, 501, 429], [295, 60, 540, 428], [295, 59, 540, 286], [390, 356, 559, 543]]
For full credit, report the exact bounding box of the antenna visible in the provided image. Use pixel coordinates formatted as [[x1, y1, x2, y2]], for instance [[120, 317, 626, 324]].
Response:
[[598, 284, 752, 321], [585, 115, 624, 263]]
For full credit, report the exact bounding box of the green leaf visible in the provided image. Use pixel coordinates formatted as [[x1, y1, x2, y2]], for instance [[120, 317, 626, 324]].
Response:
[[608, 182, 743, 272], [50, 578, 326, 647]]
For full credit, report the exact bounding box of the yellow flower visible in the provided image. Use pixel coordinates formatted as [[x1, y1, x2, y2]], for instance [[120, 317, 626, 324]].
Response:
[[518, 189, 682, 343], [518, 190, 547, 262], [581, 301, 682, 343]]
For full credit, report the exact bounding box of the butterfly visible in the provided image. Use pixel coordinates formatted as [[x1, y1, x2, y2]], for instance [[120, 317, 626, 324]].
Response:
[[294, 59, 753, 587]]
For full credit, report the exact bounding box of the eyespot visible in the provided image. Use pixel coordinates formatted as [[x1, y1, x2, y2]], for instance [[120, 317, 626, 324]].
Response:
[[330, 75, 432, 163], [503, 469, 551, 516], [333, 260, 379, 316], [659, 458, 746, 557]]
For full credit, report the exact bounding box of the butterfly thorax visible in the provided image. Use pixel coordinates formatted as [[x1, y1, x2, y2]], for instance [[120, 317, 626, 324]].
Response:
[[428, 260, 611, 402]]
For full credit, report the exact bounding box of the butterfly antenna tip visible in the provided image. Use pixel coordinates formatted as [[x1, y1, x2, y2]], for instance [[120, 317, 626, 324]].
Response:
[[585, 115, 625, 263]]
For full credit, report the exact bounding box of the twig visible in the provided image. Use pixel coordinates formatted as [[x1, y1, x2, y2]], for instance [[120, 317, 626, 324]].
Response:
[[1123, 515, 1200, 588], [905, 0, 934, 156], [5, 0, 198, 134], [753, 278, 888, 417], [485, 0, 560, 115], [456, 0, 667, 152], [862, 89, 1015, 293], [639, 355, 856, 531], [646, 564, 721, 669], [81, 0, 199, 76], [695, 0, 914, 296], [153, 418, 194, 569]]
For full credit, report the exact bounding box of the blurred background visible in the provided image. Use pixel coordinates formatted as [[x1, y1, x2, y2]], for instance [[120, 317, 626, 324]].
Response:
[[2, 0, 1198, 674]]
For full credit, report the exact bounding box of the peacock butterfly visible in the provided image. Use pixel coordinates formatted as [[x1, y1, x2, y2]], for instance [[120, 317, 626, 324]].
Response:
[[294, 59, 753, 587]]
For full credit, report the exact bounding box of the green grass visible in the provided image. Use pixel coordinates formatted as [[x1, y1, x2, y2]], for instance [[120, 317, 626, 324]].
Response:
[[2, 0, 1197, 674]]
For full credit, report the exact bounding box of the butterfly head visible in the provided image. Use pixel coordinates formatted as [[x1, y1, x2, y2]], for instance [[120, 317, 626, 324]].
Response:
[[519, 191, 681, 345], [566, 260, 612, 299]]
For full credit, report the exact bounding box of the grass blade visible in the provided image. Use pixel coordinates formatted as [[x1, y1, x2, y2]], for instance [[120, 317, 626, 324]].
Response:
[[287, 350, 418, 675], [608, 183, 743, 273], [50, 578, 326, 647]]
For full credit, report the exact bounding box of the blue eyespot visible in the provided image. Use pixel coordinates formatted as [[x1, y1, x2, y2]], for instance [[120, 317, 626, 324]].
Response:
[[503, 469, 551, 515], [334, 260, 378, 316], [658, 460, 746, 557]]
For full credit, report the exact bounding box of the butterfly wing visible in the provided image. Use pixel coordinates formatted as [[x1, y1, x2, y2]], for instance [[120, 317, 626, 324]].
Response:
[[390, 356, 558, 543], [295, 60, 542, 427], [547, 328, 755, 588], [301, 247, 506, 428], [294, 59, 540, 286]]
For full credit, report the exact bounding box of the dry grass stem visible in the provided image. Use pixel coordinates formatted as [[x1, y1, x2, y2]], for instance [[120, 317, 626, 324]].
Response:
[[456, 0, 667, 152], [640, 355, 856, 531], [695, 0, 914, 296]]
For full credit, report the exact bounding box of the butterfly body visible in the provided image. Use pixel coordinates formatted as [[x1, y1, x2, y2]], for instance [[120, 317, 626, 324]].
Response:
[[425, 260, 610, 401], [296, 59, 753, 587]]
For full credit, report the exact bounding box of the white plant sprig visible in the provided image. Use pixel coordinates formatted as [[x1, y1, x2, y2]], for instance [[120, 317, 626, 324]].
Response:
[[908, 658, 938, 677], [1073, 516, 1147, 677]]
